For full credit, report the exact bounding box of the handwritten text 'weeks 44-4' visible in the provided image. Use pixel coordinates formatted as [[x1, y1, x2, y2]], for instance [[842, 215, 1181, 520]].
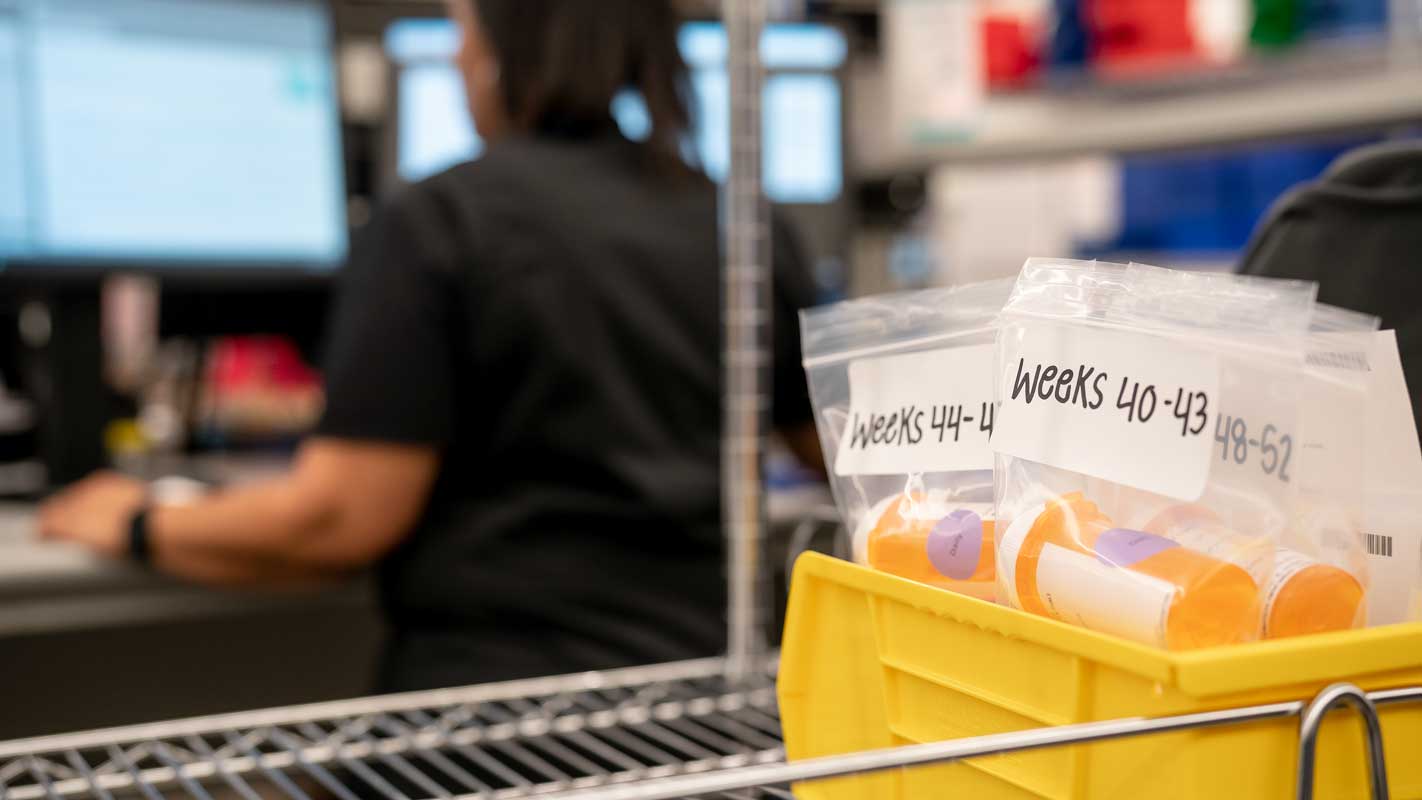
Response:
[[846, 402, 995, 450]]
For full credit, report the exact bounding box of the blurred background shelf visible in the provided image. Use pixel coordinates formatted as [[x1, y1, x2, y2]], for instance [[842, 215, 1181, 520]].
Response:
[[863, 46, 1422, 175]]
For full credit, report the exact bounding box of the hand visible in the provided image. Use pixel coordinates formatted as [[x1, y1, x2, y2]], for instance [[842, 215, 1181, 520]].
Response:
[[39, 472, 147, 559]]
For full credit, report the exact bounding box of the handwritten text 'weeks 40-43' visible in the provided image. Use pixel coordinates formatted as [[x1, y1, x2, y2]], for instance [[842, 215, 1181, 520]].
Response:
[[1008, 357, 1293, 484], [1008, 357, 1210, 439], [846, 402, 995, 450]]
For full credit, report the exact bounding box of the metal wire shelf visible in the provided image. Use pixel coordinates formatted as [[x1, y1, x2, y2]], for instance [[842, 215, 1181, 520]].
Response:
[[533, 682, 1420, 800], [0, 657, 786, 800], [9, 658, 1421, 800], [5, 654, 1420, 800]]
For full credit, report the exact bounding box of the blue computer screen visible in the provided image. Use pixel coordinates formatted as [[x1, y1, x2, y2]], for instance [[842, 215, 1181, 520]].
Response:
[[385, 19, 846, 204], [0, 8, 26, 256], [385, 19, 484, 183], [0, 0, 347, 267]]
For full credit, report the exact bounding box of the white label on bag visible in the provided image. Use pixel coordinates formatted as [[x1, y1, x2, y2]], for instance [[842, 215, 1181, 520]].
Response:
[[992, 324, 1219, 501], [1359, 331, 1422, 625], [834, 345, 996, 477]]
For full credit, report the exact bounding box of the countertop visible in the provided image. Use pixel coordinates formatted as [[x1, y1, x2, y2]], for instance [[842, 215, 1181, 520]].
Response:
[[0, 472, 835, 737], [0, 502, 375, 638], [0, 481, 836, 638]]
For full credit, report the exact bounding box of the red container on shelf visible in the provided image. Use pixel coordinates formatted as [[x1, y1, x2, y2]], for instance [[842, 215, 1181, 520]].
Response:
[[1085, 0, 1200, 75], [982, 14, 1042, 89], [201, 336, 324, 439]]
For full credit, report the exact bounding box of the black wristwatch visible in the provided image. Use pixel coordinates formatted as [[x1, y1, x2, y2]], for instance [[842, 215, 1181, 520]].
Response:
[[128, 507, 153, 566]]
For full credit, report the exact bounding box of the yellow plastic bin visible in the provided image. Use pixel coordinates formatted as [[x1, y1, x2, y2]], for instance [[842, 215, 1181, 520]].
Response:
[[778, 552, 1422, 799]]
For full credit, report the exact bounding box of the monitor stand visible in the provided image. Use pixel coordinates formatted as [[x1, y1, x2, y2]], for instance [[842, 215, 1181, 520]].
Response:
[[19, 287, 108, 488]]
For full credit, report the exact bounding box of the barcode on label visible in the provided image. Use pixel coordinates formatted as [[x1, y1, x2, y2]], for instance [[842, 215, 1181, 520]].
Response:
[[1306, 350, 1372, 372], [1365, 533, 1394, 558]]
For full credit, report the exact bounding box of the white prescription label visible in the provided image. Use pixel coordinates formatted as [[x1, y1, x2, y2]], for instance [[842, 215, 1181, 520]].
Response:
[[1036, 543, 1177, 648], [992, 324, 1219, 501], [834, 345, 996, 477]]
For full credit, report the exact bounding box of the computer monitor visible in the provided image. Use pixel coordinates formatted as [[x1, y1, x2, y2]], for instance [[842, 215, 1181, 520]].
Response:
[[679, 22, 846, 204], [384, 19, 482, 185], [385, 19, 847, 205], [0, 7, 28, 256], [0, 0, 347, 271]]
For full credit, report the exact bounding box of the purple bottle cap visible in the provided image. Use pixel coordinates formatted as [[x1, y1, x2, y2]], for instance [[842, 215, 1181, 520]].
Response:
[[1094, 528, 1179, 568], [926, 509, 984, 580]]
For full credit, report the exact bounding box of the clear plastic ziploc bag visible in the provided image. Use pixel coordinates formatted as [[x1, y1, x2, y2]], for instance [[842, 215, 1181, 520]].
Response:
[[801, 280, 1013, 600], [1090, 297, 1376, 642], [991, 260, 1371, 650]]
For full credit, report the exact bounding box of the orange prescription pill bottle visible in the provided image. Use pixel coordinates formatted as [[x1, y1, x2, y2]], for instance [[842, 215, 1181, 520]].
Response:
[[1138, 504, 1364, 639], [1264, 549, 1365, 638], [856, 494, 996, 601], [998, 492, 1260, 650]]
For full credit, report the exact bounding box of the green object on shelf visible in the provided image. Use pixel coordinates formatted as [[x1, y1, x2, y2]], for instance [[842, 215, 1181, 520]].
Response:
[[1251, 0, 1302, 47]]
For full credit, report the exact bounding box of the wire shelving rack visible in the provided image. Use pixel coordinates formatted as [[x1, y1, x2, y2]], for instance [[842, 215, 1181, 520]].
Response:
[[0, 658, 786, 800], [3, 659, 1417, 800]]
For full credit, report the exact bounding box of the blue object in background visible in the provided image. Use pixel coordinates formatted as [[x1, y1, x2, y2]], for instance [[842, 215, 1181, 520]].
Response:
[[1099, 136, 1376, 256], [1121, 154, 1232, 251], [1303, 0, 1389, 36], [886, 235, 934, 288], [1047, 0, 1089, 68]]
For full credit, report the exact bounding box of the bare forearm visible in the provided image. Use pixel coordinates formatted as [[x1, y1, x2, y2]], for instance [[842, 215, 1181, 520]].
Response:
[[144, 439, 438, 579], [147, 479, 343, 582], [151, 538, 343, 588], [40, 439, 439, 587]]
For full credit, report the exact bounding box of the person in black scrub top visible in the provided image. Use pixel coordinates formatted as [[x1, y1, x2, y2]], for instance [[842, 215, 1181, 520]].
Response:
[[39, 0, 823, 691]]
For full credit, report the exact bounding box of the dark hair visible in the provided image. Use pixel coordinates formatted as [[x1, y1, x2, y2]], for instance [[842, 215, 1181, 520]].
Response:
[[470, 0, 694, 178]]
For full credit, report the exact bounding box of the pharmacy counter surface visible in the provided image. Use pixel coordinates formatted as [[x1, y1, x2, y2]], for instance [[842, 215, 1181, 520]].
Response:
[[0, 502, 375, 637], [0, 502, 384, 740], [0, 485, 835, 740]]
